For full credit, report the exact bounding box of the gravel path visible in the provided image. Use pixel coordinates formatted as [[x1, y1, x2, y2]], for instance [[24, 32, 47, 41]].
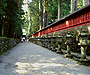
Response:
[[0, 42, 90, 75]]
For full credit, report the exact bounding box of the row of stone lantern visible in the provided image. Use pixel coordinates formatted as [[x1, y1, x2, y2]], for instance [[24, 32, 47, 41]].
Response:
[[30, 30, 89, 62]]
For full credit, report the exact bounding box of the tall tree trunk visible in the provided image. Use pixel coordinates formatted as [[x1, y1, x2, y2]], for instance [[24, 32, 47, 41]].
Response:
[[43, 11, 48, 28], [8, 17, 12, 38], [83, 0, 89, 6], [43, 0, 48, 28], [71, 0, 77, 13], [58, 0, 61, 20], [1, 15, 3, 36], [29, 14, 32, 34], [4, 15, 7, 37], [39, 0, 43, 30], [0, 15, 2, 36], [6, 16, 9, 37], [2, 16, 4, 36]]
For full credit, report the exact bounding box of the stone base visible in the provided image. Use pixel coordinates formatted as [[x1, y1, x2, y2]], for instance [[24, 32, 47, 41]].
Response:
[[51, 47, 54, 51], [50, 47, 53, 50], [45, 45, 48, 48], [42, 44, 45, 47], [56, 50, 63, 54], [64, 54, 73, 58], [52, 49, 55, 51], [52, 48, 57, 52], [78, 59, 89, 65], [48, 46, 51, 50], [47, 45, 50, 49]]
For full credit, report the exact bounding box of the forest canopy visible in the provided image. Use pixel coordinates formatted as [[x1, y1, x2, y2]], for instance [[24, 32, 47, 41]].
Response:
[[0, 0, 89, 38]]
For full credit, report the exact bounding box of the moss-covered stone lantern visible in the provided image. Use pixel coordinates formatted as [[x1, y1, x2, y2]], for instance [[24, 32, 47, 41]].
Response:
[[52, 35, 57, 51], [56, 34, 63, 54], [39, 36, 41, 45], [50, 33, 53, 50], [41, 35, 44, 46], [78, 30, 89, 60], [45, 34, 48, 48], [47, 35, 51, 49], [38, 36, 41, 45], [34, 37, 36, 44], [64, 32, 73, 58], [42, 35, 45, 47]]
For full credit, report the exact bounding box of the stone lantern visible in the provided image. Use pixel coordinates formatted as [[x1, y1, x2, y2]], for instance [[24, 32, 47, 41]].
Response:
[[34, 37, 36, 44], [35, 37, 37, 44], [50, 34, 53, 50], [64, 32, 73, 58], [42, 35, 45, 47], [44, 34, 48, 48], [40, 35, 43, 46], [47, 35, 51, 49], [56, 34, 63, 54], [38, 36, 41, 45], [52, 35, 57, 51], [78, 30, 89, 60], [32, 38, 35, 43], [40, 36, 42, 46]]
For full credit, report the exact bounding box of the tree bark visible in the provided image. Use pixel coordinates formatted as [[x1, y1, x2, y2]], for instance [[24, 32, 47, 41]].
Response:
[[43, 0, 48, 28], [58, 0, 61, 20], [83, 0, 89, 6], [8, 16, 12, 38], [2, 16, 4, 36], [4, 15, 8, 37], [71, 0, 77, 13], [39, 0, 43, 30], [29, 14, 32, 34], [0, 15, 2, 36]]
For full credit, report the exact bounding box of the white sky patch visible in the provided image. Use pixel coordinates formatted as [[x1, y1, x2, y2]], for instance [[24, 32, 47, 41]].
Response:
[[22, 0, 32, 11], [22, 5, 28, 11], [29, 0, 32, 2]]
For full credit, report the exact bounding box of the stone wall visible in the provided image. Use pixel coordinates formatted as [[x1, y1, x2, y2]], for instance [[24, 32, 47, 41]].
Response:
[[30, 24, 90, 55], [0, 37, 20, 55]]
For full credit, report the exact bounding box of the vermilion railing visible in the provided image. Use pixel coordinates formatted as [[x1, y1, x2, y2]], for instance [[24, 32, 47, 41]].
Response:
[[30, 4, 90, 38]]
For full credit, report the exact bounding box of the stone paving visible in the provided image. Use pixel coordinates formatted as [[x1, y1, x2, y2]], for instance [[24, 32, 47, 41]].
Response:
[[0, 42, 90, 75]]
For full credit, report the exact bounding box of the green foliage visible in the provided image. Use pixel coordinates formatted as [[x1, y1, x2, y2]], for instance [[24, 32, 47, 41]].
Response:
[[0, 36, 8, 39], [27, 0, 71, 35], [77, 0, 83, 9], [0, 0, 85, 38], [61, 0, 70, 17], [27, 0, 39, 35], [25, 0, 84, 36], [47, 0, 70, 22], [0, 0, 7, 15], [47, 0, 58, 22], [0, 0, 24, 39]]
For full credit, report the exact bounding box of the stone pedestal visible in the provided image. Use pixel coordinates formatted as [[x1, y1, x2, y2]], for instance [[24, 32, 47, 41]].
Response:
[[51, 36, 57, 51], [56, 43, 63, 54], [64, 32, 73, 58], [52, 41, 57, 51], [56, 35, 63, 54], [48, 38, 51, 49], [78, 30, 89, 60], [64, 45, 73, 58], [81, 46, 87, 59]]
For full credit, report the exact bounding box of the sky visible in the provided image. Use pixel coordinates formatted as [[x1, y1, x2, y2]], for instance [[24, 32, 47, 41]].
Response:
[[22, 0, 32, 11]]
